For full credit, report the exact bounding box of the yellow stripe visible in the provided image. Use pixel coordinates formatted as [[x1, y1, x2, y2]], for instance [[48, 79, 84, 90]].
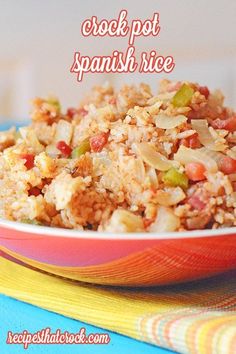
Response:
[[0, 252, 235, 353], [196, 316, 236, 354], [0, 256, 182, 341]]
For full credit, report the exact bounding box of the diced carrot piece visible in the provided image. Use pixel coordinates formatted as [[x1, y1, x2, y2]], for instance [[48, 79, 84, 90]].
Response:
[[185, 163, 206, 181], [218, 156, 236, 175]]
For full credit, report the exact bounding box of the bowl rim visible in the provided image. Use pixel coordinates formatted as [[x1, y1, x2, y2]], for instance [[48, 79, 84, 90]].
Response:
[[0, 218, 236, 240]]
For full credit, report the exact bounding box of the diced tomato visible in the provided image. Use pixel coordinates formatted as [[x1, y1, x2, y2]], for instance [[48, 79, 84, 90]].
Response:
[[29, 187, 41, 196], [180, 133, 201, 149], [56, 141, 72, 157], [77, 107, 88, 117], [185, 163, 206, 181], [67, 108, 78, 118], [79, 108, 87, 116], [232, 181, 236, 191], [198, 86, 210, 99], [67, 107, 88, 119], [20, 154, 35, 170], [143, 218, 154, 228], [108, 97, 116, 105], [187, 195, 206, 210], [218, 156, 236, 175], [90, 132, 110, 152], [211, 116, 236, 132], [188, 106, 228, 121], [189, 134, 201, 149]]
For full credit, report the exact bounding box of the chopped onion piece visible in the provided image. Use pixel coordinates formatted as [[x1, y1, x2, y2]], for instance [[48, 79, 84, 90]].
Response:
[[45, 144, 60, 158], [147, 92, 175, 106], [19, 127, 44, 154], [146, 167, 159, 188], [149, 206, 180, 232], [155, 114, 187, 129], [174, 145, 218, 172], [191, 119, 226, 151], [134, 142, 173, 171], [46, 120, 73, 157], [156, 187, 186, 206], [198, 147, 224, 163], [54, 120, 73, 145], [105, 209, 144, 232], [226, 149, 236, 160], [134, 158, 146, 183], [177, 130, 195, 139], [92, 151, 111, 176]]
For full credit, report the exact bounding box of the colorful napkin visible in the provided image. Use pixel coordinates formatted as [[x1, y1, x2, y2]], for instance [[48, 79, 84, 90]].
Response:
[[0, 255, 235, 354]]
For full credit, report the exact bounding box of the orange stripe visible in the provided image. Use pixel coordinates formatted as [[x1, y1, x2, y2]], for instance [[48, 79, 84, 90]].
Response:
[[229, 332, 236, 353], [1, 234, 236, 286]]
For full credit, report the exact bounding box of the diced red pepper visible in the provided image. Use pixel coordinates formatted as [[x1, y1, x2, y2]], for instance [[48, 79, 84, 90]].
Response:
[[20, 154, 35, 170], [198, 86, 210, 99], [67, 108, 78, 119], [29, 186, 41, 196], [90, 132, 109, 152], [180, 133, 201, 149], [218, 156, 236, 175], [211, 116, 236, 132], [185, 163, 206, 181], [180, 138, 189, 147], [187, 195, 206, 210], [56, 141, 72, 157]]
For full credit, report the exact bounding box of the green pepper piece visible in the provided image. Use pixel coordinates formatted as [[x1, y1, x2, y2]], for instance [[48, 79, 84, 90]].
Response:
[[47, 98, 61, 113], [71, 139, 90, 159], [172, 84, 194, 107], [162, 168, 188, 189]]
